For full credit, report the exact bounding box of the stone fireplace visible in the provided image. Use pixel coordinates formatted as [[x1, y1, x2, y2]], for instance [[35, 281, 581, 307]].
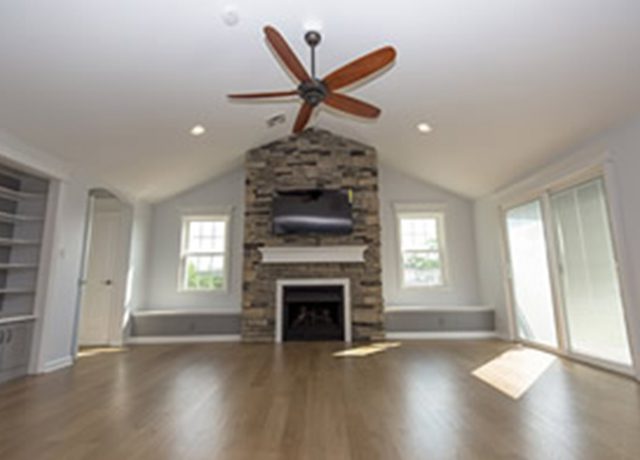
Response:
[[241, 128, 384, 342]]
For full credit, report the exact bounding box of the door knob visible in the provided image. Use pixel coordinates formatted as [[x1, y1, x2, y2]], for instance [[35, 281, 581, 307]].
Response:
[[104, 280, 113, 286]]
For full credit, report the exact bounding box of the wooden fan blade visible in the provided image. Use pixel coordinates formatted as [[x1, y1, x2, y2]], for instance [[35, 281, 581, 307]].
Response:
[[323, 93, 381, 118], [293, 102, 313, 133], [323, 46, 396, 91], [228, 90, 298, 99], [264, 26, 312, 83]]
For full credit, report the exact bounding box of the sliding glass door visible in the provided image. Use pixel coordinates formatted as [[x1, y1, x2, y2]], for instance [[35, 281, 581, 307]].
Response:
[[503, 175, 633, 370], [504, 200, 558, 348], [550, 178, 632, 365]]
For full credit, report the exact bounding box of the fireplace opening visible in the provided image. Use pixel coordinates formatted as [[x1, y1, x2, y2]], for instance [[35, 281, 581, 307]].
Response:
[[283, 285, 345, 341]]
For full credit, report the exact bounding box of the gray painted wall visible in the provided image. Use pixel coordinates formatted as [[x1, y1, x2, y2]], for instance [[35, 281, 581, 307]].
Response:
[[379, 165, 481, 307], [144, 168, 245, 311]]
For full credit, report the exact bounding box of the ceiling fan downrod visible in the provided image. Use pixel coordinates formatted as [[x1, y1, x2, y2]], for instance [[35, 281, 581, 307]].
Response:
[[304, 30, 321, 78], [299, 30, 327, 107]]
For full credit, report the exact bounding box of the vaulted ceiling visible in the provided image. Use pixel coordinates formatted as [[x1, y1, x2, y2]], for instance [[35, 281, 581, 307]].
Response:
[[1, 1, 639, 201]]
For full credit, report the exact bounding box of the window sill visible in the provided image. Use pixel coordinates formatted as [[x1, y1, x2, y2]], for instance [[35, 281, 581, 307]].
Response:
[[177, 288, 229, 295]]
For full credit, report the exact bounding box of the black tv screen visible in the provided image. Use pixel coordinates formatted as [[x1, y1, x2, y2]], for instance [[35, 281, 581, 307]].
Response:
[[272, 189, 353, 235]]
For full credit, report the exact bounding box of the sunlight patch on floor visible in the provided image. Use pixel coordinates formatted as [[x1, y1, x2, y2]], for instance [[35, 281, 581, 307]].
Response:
[[333, 342, 401, 358], [77, 347, 128, 359], [471, 346, 556, 399]]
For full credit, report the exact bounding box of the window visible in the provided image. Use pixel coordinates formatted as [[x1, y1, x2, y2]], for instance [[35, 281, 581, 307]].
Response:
[[397, 212, 447, 287], [179, 215, 229, 291]]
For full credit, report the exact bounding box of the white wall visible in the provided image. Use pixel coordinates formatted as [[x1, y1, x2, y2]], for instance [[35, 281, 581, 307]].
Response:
[[474, 198, 510, 336], [125, 202, 151, 315], [35, 179, 89, 371], [144, 168, 245, 311], [379, 165, 481, 307], [475, 113, 640, 375]]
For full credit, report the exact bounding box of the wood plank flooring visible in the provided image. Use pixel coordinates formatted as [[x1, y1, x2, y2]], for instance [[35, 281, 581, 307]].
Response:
[[0, 340, 639, 460]]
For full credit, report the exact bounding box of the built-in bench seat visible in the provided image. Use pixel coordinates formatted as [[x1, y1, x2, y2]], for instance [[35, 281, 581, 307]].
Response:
[[128, 310, 241, 343], [384, 305, 496, 339]]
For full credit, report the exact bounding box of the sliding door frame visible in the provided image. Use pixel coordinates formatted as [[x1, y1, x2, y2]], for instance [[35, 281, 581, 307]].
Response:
[[499, 161, 640, 378]]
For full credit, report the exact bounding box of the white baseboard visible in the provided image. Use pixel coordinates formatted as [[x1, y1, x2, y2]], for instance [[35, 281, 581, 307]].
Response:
[[385, 331, 498, 340], [41, 355, 74, 374], [127, 334, 242, 345]]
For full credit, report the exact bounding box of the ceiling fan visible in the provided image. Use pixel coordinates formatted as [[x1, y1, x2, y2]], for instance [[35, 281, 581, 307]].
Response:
[[228, 25, 397, 133]]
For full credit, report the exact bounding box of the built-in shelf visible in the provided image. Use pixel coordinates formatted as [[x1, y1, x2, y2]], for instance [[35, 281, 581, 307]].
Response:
[[0, 263, 38, 270], [0, 288, 35, 295], [0, 315, 36, 325], [0, 237, 40, 246], [0, 211, 44, 223], [0, 164, 48, 385], [0, 185, 44, 201]]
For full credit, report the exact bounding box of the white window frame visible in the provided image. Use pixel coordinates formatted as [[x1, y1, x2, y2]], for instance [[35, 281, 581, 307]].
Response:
[[395, 207, 449, 289], [178, 214, 230, 293]]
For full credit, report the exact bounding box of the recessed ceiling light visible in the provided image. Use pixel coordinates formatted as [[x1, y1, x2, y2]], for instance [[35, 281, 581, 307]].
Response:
[[190, 124, 206, 136], [417, 122, 432, 133]]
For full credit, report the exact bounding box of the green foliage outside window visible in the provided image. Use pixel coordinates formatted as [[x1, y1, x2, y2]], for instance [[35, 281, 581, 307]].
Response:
[[403, 252, 441, 272], [187, 262, 223, 290]]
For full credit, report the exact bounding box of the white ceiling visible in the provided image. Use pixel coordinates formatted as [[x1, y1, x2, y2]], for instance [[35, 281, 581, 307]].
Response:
[[1, 0, 640, 201]]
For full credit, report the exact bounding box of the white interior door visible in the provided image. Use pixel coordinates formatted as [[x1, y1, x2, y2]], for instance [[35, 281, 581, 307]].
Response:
[[78, 210, 121, 346]]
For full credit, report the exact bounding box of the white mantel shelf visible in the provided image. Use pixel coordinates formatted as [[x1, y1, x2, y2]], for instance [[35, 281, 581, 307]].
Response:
[[258, 245, 367, 264]]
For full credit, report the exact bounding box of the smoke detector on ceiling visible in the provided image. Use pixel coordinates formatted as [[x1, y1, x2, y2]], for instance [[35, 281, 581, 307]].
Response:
[[221, 6, 239, 26]]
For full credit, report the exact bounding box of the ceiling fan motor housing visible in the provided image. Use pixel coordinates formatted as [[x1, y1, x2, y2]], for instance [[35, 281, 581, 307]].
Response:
[[298, 79, 327, 106]]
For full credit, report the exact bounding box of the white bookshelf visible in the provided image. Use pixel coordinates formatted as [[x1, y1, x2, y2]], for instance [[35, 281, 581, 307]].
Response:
[[0, 165, 49, 384]]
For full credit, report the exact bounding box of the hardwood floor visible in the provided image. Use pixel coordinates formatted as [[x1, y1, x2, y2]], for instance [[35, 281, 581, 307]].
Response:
[[0, 340, 639, 460]]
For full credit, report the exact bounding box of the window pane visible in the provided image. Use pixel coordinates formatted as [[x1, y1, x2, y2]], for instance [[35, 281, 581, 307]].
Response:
[[505, 200, 558, 348], [402, 250, 442, 286], [187, 220, 226, 252], [400, 218, 439, 250], [184, 255, 224, 290]]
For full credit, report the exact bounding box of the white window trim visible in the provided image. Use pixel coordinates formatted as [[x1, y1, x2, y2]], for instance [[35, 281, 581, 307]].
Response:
[[395, 207, 449, 290], [177, 214, 231, 293]]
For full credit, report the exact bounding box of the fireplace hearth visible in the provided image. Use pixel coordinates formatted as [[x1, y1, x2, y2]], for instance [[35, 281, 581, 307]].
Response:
[[283, 286, 345, 341]]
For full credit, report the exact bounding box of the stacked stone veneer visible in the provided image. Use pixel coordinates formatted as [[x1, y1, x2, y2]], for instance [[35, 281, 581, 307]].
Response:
[[242, 128, 384, 341]]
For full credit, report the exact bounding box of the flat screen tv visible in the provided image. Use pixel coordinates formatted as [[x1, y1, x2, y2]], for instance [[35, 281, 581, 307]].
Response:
[[272, 189, 353, 235]]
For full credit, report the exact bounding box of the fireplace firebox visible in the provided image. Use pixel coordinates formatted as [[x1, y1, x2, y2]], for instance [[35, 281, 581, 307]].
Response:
[[282, 285, 345, 341]]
